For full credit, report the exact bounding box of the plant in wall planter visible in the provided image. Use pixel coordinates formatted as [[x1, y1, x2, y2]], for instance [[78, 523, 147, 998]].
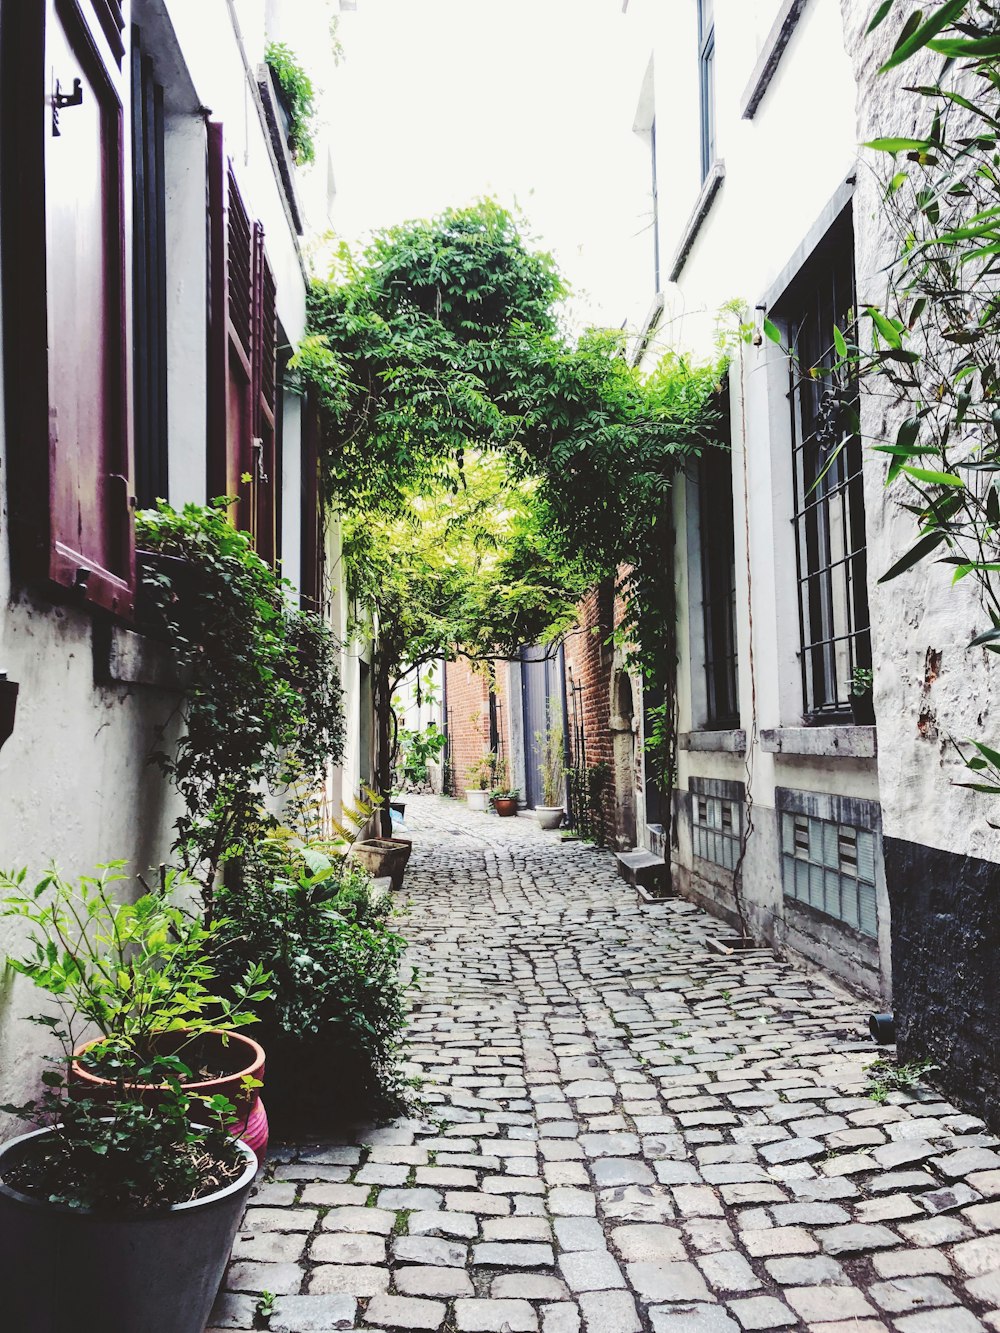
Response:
[[264, 41, 318, 166], [850, 667, 875, 727], [1, 864, 272, 1158], [534, 724, 566, 829], [466, 756, 494, 812], [491, 787, 520, 818], [0, 868, 264, 1333]]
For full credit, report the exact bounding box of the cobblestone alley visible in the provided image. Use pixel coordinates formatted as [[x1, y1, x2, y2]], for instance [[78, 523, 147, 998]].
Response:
[[211, 796, 1000, 1333]]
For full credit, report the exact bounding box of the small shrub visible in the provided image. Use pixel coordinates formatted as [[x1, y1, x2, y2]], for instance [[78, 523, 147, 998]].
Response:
[[265, 41, 317, 165]]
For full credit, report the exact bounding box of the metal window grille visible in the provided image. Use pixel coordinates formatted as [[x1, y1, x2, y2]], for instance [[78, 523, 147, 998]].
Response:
[[700, 446, 739, 728], [787, 217, 871, 718], [692, 792, 741, 870], [698, 0, 716, 180], [781, 811, 878, 937]]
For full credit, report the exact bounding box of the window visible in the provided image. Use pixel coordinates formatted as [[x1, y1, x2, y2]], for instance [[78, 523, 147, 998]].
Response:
[[785, 212, 870, 719], [698, 0, 716, 180], [207, 126, 280, 561], [1, 1, 134, 616], [781, 811, 878, 937], [131, 26, 168, 508], [692, 786, 742, 870], [699, 442, 738, 729]]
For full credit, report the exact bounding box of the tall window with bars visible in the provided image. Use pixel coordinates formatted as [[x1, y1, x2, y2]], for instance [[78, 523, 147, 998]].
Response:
[[784, 212, 871, 719], [781, 811, 878, 937], [699, 438, 738, 729], [698, 0, 716, 181]]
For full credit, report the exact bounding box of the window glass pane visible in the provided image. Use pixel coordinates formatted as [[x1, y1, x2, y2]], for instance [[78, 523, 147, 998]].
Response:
[[859, 882, 878, 937]]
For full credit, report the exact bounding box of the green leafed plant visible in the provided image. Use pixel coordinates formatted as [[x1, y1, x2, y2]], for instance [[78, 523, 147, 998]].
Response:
[[136, 499, 344, 916], [265, 41, 318, 165]]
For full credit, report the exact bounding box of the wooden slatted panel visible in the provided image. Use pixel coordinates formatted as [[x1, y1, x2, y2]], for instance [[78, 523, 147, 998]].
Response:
[[227, 165, 253, 359]]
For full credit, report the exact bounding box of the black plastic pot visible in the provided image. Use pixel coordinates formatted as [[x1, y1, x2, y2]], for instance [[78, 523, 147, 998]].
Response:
[[0, 1126, 257, 1333], [850, 687, 876, 726]]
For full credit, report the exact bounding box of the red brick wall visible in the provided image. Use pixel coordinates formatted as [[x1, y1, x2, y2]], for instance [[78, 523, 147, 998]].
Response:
[[443, 659, 491, 796], [564, 579, 616, 771]]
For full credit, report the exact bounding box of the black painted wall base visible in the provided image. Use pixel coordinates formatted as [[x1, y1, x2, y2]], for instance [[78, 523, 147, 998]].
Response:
[[884, 835, 1000, 1133]]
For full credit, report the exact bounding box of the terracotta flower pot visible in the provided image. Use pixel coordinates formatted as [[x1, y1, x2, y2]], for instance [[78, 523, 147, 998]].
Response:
[[72, 1029, 268, 1161], [493, 798, 518, 818], [0, 1125, 257, 1333]]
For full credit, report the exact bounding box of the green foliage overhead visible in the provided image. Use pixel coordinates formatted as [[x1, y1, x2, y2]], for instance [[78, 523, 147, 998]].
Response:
[[265, 41, 318, 166]]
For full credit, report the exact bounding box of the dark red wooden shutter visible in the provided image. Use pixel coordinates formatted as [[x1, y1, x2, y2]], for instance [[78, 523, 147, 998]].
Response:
[[251, 222, 278, 565], [2, 0, 135, 616], [207, 123, 252, 518]]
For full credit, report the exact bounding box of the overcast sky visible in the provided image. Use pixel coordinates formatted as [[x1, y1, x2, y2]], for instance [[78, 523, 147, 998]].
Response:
[[321, 0, 653, 332]]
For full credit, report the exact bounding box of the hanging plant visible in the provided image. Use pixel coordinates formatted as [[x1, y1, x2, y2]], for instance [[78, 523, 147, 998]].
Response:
[[265, 41, 318, 166]]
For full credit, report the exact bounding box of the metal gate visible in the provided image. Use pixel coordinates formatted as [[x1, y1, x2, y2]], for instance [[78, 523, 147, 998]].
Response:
[[520, 644, 566, 809]]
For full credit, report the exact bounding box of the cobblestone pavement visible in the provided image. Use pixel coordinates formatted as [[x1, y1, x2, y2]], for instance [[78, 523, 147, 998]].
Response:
[[210, 795, 1000, 1333]]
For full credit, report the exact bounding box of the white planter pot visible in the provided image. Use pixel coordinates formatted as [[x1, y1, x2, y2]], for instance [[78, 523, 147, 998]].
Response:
[[466, 789, 490, 812], [535, 806, 564, 830]]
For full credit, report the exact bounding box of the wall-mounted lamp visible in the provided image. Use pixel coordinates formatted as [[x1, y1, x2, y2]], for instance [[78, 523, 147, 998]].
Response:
[[752, 303, 767, 348], [0, 672, 19, 751]]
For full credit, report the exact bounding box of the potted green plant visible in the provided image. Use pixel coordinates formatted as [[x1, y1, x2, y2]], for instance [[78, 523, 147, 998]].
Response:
[[1, 864, 271, 1157], [849, 666, 875, 726], [491, 787, 521, 818], [534, 725, 566, 830], [466, 755, 494, 812], [0, 866, 262, 1333]]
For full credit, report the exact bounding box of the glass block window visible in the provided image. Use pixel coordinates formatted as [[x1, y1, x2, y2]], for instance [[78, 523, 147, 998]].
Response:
[[693, 792, 741, 870], [781, 812, 877, 936]]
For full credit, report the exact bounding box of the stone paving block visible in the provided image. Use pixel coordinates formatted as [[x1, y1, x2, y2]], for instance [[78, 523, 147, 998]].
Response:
[[871, 1247, 950, 1277], [741, 1226, 818, 1257], [395, 1264, 474, 1297], [541, 1302, 581, 1333], [697, 1250, 762, 1292], [784, 1284, 876, 1322], [473, 1242, 556, 1267], [548, 1187, 598, 1216], [894, 1311, 988, 1332], [299, 1183, 369, 1207], [648, 1306, 739, 1332], [208, 1293, 259, 1329], [484, 1215, 551, 1241], [225, 1259, 307, 1294], [610, 1223, 685, 1263], [869, 1275, 959, 1313], [899, 1214, 973, 1245], [377, 1187, 442, 1211], [763, 1255, 848, 1286], [492, 1274, 570, 1300], [820, 1223, 902, 1255], [408, 1209, 478, 1238], [455, 1298, 539, 1331], [557, 1249, 625, 1291], [965, 1268, 1000, 1304], [242, 1207, 317, 1233], [308, 1231, 386, 1263], [392, 1235, 468, 1267], [555, 1217, 606, 1251], [363, 1294, 446, 1329], [725, 1295, 798, 1329], [307, 1263, 389, 1296], [320, 1206, 395, 1234], [592, 1158, 655, 1186], [269, 1294, 356, 1332], [231, 1232, 306, 1264], [577, 1289, 641, 1333]]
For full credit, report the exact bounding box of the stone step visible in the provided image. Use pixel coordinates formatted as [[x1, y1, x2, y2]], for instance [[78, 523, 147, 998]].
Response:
[[616, 849, 666, 890]]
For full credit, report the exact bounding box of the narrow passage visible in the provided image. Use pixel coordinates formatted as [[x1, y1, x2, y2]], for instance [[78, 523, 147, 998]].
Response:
[[214, 795, 1000, 1333]]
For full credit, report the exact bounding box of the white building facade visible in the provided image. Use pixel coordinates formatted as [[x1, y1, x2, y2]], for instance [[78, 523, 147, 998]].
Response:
[[623, 0, 1000, 1122], [0, 0, 365, 1117]]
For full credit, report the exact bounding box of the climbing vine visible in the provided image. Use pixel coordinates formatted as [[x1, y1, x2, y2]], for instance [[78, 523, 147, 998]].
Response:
[[297, 201, 725, 867]]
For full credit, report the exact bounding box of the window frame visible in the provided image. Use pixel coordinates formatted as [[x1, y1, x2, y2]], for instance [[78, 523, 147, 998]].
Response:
[[697, 0, 716, 181], [780, 211, 871, 721], [698, 435, 739, 731]]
